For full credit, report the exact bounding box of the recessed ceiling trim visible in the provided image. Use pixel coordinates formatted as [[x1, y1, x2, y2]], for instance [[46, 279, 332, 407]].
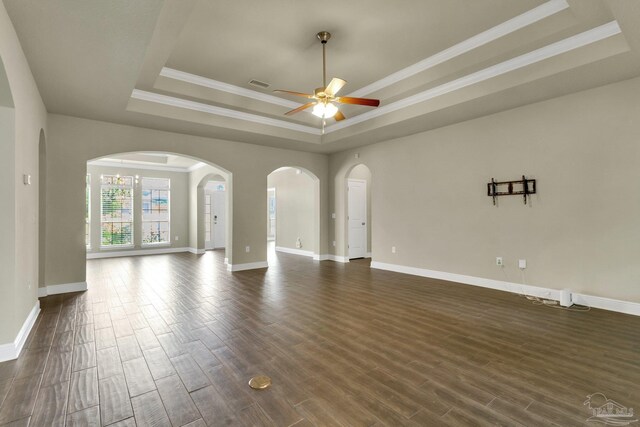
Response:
[[131, 89, 321, 135], [327, 21, 622, 133], [348, 0, 570, 98], [160, 67, 301, 109], [88, 160, 191, 173]]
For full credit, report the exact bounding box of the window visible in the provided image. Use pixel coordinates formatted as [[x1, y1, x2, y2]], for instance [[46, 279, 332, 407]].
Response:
[[142, 177, 170, 244], [101, 175, 133, 246], [86, 174, 90, 248]]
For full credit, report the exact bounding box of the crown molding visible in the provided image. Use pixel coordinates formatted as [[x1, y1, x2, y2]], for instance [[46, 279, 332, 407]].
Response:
[[348, 0, 570, 98], [160, 67, 303, 109], [131, 89, 322, 136], [326, 21, 622, 133]]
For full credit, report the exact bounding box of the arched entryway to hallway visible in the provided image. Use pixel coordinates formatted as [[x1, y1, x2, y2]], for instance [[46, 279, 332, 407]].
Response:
[[266, 166, 321, 263]]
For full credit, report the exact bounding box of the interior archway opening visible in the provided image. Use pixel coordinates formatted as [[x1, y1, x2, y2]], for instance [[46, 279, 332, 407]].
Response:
[[85, 152, 232, 268], [266, 166, 320, 265]]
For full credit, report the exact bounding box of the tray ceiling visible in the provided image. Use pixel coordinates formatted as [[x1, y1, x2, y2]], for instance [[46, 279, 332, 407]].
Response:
[[5, 0, 640, 153]]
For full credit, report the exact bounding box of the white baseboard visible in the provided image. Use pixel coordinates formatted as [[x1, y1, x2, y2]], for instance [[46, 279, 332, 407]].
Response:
[[0, 301, 40, 362], [313, 254, 330, 261], [227, 261, 269, 272], [275, 246, 315, 258], [188, 247, 205, 255], [87, 247, 192, 259], [571, 293, 640, 317], [371, 261, 559, 300], [329, 255, 350, 263], [38, 282, 88, 297], [370, 261, 640, 316]]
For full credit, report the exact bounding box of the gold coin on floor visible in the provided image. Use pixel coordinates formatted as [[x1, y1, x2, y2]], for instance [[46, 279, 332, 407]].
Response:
[[248, 375, 272, 390]]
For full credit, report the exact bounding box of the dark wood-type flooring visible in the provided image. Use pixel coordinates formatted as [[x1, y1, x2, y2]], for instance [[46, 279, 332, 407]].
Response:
[[0, 248, 639, 426]]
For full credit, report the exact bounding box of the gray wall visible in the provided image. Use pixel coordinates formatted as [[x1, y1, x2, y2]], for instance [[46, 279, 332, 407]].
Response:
[[0, 1, 48, 344], [330, 76, 640, 303], [267, 168, 318, 254], [44, 114, 329, 286], [86, 164, 189, 254]]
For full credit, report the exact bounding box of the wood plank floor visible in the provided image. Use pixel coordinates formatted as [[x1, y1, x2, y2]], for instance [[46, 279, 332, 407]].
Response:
[[0, 248, 639, 426]]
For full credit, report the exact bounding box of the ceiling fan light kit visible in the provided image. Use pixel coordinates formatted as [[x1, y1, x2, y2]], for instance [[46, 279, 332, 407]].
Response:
[[312, 101, 338, 118], [274, 31, 380, 123]]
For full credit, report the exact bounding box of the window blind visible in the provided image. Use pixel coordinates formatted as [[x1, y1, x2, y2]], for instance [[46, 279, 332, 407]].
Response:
[[101, 175, 133, 246]]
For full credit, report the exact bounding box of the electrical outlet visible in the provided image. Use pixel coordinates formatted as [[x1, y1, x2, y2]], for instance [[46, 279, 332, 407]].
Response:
[[245, 246, 250, 253], [519, 259, 526, 269], [391, 246, 396, 253], [496, 257, 503, 266], [331, 213, 336, 219], [175, 236, 179, 241], [332, 240, 336, 247]]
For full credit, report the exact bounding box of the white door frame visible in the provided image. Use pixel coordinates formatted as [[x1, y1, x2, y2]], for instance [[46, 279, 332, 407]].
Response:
[[347, 178, 367, 259], [267, 187, 276, 241]]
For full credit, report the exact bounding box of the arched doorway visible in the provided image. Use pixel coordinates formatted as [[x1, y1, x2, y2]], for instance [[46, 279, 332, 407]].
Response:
[[85, 152, 232, 265], [197, 171, 230, 259], [266, 166, 321, 261]]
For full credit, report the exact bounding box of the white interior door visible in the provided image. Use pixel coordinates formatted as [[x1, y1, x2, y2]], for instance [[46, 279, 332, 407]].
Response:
[[348, 179, 367, 259], [204, 192, 214, 250], [212, 190, 226, 248]]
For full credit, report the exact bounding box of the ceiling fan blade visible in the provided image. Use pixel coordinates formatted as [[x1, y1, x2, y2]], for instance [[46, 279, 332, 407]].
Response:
[[324, 78, 347, 97], [273, 89, 315, 98], [284, 102, 316, 116], [334, 110, 346, 121], [335, 96, 380, 107]]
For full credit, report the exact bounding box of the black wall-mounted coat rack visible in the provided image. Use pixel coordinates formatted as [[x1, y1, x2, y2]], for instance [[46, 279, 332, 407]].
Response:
[[487, 175, 536, 205]]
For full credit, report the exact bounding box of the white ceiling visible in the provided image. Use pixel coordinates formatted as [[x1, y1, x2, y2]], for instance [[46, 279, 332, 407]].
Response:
[[5, 0, 640, 153]]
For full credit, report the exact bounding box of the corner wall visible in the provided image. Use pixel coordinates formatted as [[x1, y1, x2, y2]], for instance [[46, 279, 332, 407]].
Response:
[[0, 2, 47, 353], [330, 76, 640, 303]]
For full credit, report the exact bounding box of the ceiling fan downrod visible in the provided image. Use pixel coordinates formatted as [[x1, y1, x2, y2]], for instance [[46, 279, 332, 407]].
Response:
[[317, 31, 331, 90]]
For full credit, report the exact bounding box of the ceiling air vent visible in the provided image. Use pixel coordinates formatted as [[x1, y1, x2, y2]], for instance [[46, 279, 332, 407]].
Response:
[[248, 79, 270, 89]]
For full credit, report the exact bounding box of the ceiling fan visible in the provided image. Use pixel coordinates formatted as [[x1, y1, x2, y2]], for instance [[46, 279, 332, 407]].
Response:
[[274, 31, 380, 122]]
